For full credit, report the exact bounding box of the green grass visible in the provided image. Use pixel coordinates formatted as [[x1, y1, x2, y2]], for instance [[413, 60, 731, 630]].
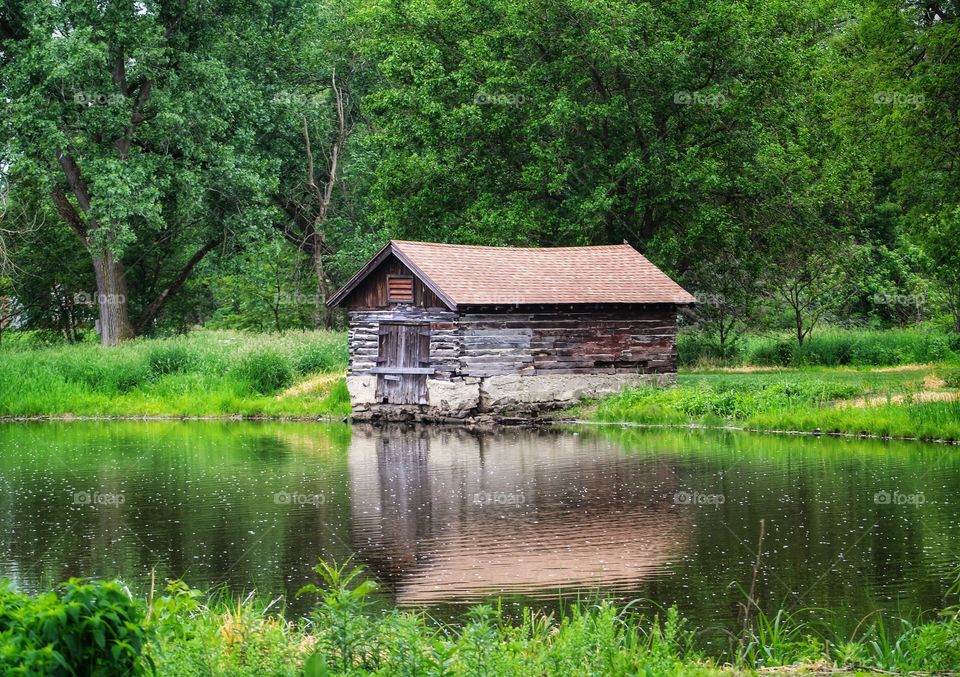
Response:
[[4, 328, 959, 436], [589, 366, 960, 441], [679, 327, 960, 368], [0, 330, 350, 418], [6, 566, 960, 675]]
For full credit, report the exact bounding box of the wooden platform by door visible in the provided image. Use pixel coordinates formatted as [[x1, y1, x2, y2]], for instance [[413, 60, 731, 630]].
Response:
[[374, 323, 431, 404]]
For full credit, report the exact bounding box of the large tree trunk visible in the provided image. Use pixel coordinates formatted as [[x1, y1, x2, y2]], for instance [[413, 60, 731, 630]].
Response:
[[91, 248, 135, 345], [311, 240, 332, 329]]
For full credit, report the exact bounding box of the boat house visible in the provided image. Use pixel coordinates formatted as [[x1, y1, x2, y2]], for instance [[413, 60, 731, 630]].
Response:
[[326, 240, 696, 420]]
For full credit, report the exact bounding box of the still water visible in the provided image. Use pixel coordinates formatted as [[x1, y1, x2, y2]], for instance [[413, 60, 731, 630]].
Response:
[[1, 421, 958, 643]]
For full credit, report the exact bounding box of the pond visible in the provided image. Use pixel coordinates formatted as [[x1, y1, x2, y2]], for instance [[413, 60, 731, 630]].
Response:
[[0, 421, 957, 648]]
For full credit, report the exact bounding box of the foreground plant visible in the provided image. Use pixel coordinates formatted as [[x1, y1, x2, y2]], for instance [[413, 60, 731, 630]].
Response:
[[4, 565, 960, 675]]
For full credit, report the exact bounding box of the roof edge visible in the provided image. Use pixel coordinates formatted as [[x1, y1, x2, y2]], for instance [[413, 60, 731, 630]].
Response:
[[325, 241, 458, 310]]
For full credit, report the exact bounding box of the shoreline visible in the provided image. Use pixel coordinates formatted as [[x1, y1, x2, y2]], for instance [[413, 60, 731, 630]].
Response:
[[4, 411, 960, 446]]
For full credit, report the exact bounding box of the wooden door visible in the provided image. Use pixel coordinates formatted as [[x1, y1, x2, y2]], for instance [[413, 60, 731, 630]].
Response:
[[375, 323, 431, 404]]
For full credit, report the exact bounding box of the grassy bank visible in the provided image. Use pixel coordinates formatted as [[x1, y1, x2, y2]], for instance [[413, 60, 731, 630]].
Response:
[[586, 365, 960, 441], [3, 329, 960, 439], [4, 565, 960, 675], [0, 330, 350, 418]]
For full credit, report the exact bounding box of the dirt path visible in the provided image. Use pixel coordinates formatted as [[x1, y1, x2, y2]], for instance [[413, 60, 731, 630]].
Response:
[[835, 389, 959, 409]]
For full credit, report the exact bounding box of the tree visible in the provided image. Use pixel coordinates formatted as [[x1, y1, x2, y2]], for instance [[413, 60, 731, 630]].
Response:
[[831, 0, 960, 330], [208, 231, 319, 333], [921, 208, 960, 332], [683, 245, 765, 360], [351, 0, 864, 265], [263, 0, 373, 327], [0, 0, 292, 344]]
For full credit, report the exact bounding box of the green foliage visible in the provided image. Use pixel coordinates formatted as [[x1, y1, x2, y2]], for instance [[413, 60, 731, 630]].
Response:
[[939, 366, 960, 389], [679, 328, 957, 368], [739, 608, 824, 667], [147, 341, 196, 377], [9, 570, 960, 676], [592, 366, 960, 441], [233, 349, 295, 395], [207, 232, 321, 334], [298, 559, 379, 673], [0, 579, 150, 675], [598, 377, 860, 422], [295, 339, 349, 375], [0, 330, 347, 417]]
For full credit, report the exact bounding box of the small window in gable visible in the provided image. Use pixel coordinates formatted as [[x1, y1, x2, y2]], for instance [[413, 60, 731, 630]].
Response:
[[387, 275, 414, 303]]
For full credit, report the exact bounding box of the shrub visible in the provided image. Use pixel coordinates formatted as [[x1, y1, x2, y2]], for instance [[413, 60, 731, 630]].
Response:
[[57, 351, 151, 393], [0, 579, 150, 675], [940, 366, 960, 389], [295, 338, 348, 374], [677, 332, 744, 367], [325, 378, 351, 412], [750, 340, 795, 366], [233, 349, 294, 394], [146, 342, 195, 376]]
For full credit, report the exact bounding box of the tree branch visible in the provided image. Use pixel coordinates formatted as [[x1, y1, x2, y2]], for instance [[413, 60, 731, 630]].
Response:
[[133, 237, 222, 333], [50, 187, 89, 244], [55, 149, 94, 214]]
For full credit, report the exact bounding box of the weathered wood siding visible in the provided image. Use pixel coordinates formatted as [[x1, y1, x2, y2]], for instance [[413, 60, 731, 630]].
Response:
[[347, 308, 459, 380], [458, 305, 678, 377], [345, 256, 447, 310]]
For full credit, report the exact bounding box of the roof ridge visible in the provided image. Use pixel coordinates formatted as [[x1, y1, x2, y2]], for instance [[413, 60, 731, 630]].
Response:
[[391, 240, 635, 251]]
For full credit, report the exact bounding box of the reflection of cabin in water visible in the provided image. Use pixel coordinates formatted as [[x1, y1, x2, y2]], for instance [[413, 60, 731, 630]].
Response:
[[326, 241, 695, 420], [347, 426, 685, 604]]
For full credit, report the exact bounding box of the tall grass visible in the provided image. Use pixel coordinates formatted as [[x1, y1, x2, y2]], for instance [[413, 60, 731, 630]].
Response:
[[0, 330, 349, 418], [679, 327, 960, 368], [5, 567, 960, 675], [592, 368, 960, 441]]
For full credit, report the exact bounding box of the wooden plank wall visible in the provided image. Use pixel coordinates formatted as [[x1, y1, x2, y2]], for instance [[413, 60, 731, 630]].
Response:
[[348, 308, 459, 379], [348, 304, 679, 381], [458, 305, 678, 377], [345, 256, 447, 310]]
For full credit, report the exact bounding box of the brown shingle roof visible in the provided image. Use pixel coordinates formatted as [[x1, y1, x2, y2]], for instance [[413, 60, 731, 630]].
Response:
[[328, 240, 696, 309]]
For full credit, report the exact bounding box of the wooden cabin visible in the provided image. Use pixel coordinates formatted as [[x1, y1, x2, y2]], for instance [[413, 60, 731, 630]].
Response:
[[326, 240, 696, 420]]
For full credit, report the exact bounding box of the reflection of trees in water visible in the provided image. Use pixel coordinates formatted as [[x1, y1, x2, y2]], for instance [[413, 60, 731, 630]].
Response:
[[348, 425, 686, 604], [0, 423, 356, 599], [6, 422, 960, 631]]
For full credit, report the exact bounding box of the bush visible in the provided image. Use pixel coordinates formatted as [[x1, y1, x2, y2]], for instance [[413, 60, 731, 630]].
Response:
[[295, 338, 348, 374], [56, 350, 152, 393], [146, 342, 196, 376], [0, 579, 150, 675], [677, 332, 745, 367], [750, 340, 796, 366], [940, 366, 960, 389], [692, 329, 954, 367], [233, 349, 294, 394]]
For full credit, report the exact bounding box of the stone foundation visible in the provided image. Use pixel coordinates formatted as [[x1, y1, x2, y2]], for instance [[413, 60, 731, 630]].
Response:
[[348, 372, 675, 422]]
